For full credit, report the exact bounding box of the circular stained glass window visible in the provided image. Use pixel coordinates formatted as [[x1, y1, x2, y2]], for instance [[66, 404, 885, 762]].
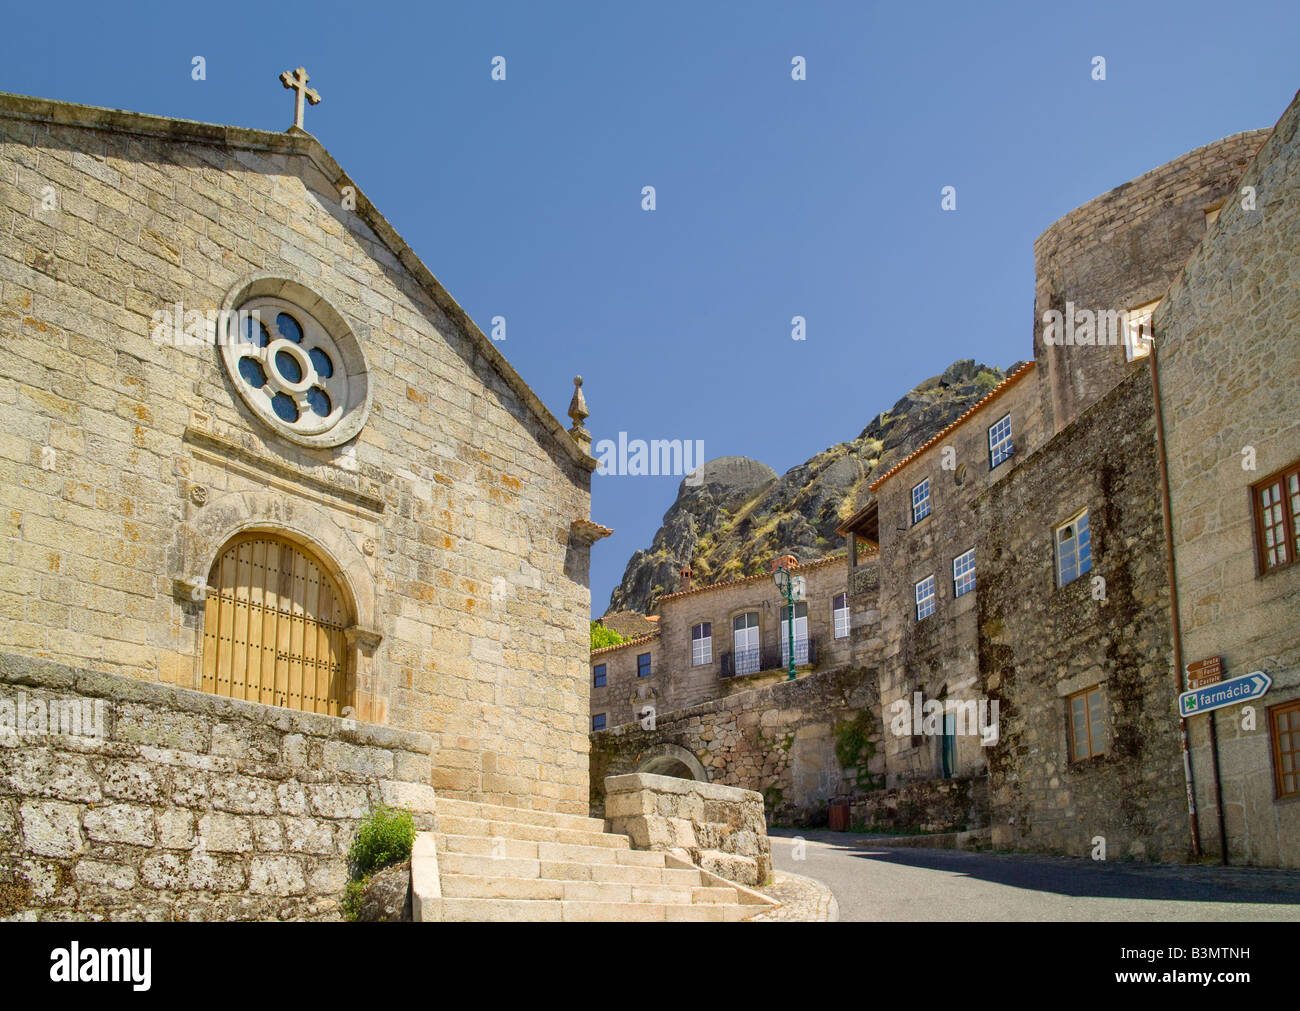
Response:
[[238, 357, 267, 389], [275, 349, 303, 384], [276, 312, 303, 343], [306, 386, 332, 417], [222, 291, 365, 446], [242, 316, 270, 347], [308, 347, 333, 378], [271, 392, 299, 423]]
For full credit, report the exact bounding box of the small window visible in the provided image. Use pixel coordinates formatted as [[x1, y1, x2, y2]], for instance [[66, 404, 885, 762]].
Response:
[[691, 622, 713, 666], [1124, 300, 1160, 362], [591, 713, 606, 732], [832, 592, 850, 639], [988, 414, 1013, 469], [911, 478, 932, 525], [915, 575, 936, 621], [1056, 510, 1092, 587], [1068, 686, 1107, 761], [1270, 700, 1300, 799], [637, 653, 652, 678], [953, 548, 976, 598], [592, 663, 606, 688], [1253, 461, 1300, 573]]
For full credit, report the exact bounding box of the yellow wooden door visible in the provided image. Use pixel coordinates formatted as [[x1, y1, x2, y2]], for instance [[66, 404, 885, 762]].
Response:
[[202, 534, 348, 715]]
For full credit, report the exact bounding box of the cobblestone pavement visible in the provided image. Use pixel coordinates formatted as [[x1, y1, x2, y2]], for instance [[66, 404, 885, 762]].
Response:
[[770, 829, 1300, 922], [748, 870, 838, 921]]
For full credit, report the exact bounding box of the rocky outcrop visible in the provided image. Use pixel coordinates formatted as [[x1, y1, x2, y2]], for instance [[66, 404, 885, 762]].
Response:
[[607, 359, 1016, 614]]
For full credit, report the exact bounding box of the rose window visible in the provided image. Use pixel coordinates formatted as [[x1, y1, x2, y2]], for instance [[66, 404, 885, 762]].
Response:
[[219, 289, 370, 448]]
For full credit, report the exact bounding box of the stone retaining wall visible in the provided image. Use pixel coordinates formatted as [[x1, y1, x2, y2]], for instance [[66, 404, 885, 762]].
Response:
[[604, 773, 772, 886], [590, 664, 881, 826], [849, 775, 989, 835], [0, 652, 437, 921]]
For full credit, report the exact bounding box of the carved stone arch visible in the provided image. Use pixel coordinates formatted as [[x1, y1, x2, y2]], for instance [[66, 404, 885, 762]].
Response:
[[174, 490, 385, 718], [175, 489, 377, 633], [635, 744, 709, 783]]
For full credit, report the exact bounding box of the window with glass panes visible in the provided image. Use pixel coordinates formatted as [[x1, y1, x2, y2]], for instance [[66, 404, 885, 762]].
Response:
[[636, 653, 652, 678], [915, 575, 936, 621], [779, 602, 809, 665], [911, 479, 931, 525], [592, 663, 606, 688], [832, 593, 850, 639], [953, 548, 976, 598], [1068, 686, 1107, 761], [691, 622, 712, 666], [988, 414, 1013, 469], [1056, 510, 1091, 586], [1270, 700, 1300, 799], [591, 713, 606, 731], [1253, 461, 1300, 573], [733, 612, 760, 676]]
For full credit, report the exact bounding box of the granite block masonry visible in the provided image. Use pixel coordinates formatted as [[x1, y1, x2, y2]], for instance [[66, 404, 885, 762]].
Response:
[[604, 772, 773, 887], [0, 653, 437, 921]]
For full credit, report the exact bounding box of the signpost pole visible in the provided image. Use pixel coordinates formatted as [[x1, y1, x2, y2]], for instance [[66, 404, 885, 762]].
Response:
[[1207, 710, 1228, 866]]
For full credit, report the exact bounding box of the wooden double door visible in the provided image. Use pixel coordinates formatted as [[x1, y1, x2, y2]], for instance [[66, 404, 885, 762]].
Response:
[[201, 533, 348, 715]]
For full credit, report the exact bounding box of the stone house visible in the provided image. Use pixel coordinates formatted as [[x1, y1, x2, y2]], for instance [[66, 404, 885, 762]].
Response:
[[584, 95, 1300, 865], [0, 91, 609, 815], [1153, 90, 1300, 868], [589, 553, 852, 731], [838, 362, 1044, 789], [834, 119, 1287, 861]]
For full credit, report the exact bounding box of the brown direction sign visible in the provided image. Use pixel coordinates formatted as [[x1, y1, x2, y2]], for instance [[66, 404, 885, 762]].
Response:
[[1186, 655, 1223, 690]]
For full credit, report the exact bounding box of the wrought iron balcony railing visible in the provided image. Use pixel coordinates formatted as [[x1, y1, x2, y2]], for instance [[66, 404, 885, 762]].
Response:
[[719, 637, 815, 677]]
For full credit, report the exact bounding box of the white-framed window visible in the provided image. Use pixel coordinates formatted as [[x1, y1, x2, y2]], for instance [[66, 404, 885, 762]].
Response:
[[915, 575, 936, 621], [733, 612, 760, 676], [988, 414, 1013, 469], [832, 592, 850, 639], [591, 713, 607, 732], [953, 549, 976, 598], [1056, 509, 1092, 587], [691, 622, 713, 666], [911, 478, 932, 525], [779, 602, 809, 666], [1124, 300, 1160, 362]]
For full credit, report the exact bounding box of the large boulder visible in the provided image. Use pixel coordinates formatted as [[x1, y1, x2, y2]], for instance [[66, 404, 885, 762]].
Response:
[[355, 862, 411, 922]]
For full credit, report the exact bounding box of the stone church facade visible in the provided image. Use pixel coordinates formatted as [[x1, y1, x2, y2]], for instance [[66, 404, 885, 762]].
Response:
[[0, 92, 605, 816]]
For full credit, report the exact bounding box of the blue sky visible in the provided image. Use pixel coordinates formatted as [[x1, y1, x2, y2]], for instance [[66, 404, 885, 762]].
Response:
[[3, 0, 1296, 612]]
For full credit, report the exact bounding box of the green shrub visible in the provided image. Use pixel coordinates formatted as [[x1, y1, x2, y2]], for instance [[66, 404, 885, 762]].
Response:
[[341, 879, 367, 922], [347, 805, 416, 880], [590, 622, 625, 650]]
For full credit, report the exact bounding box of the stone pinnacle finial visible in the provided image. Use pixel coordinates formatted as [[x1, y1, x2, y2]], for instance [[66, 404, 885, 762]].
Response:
[[568, 375, 591, 453]]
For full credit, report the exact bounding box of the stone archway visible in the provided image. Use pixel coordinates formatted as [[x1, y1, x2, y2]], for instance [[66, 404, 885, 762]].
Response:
[[635, 744, 709, 783]]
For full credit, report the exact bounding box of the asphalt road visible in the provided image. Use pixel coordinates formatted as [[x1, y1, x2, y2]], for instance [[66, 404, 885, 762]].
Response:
[[769, 829, 1300, 921]]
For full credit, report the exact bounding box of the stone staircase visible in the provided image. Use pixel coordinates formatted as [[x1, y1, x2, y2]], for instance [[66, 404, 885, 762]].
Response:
[[412, 797, 777, 921]]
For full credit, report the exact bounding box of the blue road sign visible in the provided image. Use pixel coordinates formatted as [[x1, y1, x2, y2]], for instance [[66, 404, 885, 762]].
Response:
[[1178, 670, 1272, 718]]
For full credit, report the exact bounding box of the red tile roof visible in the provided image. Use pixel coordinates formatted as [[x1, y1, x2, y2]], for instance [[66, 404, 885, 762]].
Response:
[[656, 553, 847, 604], [591, 630, 660, 656], [868, 362, 1036, 493]]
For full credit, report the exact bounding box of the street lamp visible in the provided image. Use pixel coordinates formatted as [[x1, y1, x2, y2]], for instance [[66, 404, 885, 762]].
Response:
[[772, 564, 806, 681]]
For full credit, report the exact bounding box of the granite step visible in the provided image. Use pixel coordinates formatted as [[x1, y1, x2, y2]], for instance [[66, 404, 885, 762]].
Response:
[[435, 896, 763, 922]]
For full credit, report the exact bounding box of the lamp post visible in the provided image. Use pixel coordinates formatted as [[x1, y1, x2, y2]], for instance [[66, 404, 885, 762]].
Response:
[[773, 564, 804, 681]]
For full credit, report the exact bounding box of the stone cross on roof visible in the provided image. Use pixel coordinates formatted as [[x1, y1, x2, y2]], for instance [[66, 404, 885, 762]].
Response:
[[279, 67, 321, 130]]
